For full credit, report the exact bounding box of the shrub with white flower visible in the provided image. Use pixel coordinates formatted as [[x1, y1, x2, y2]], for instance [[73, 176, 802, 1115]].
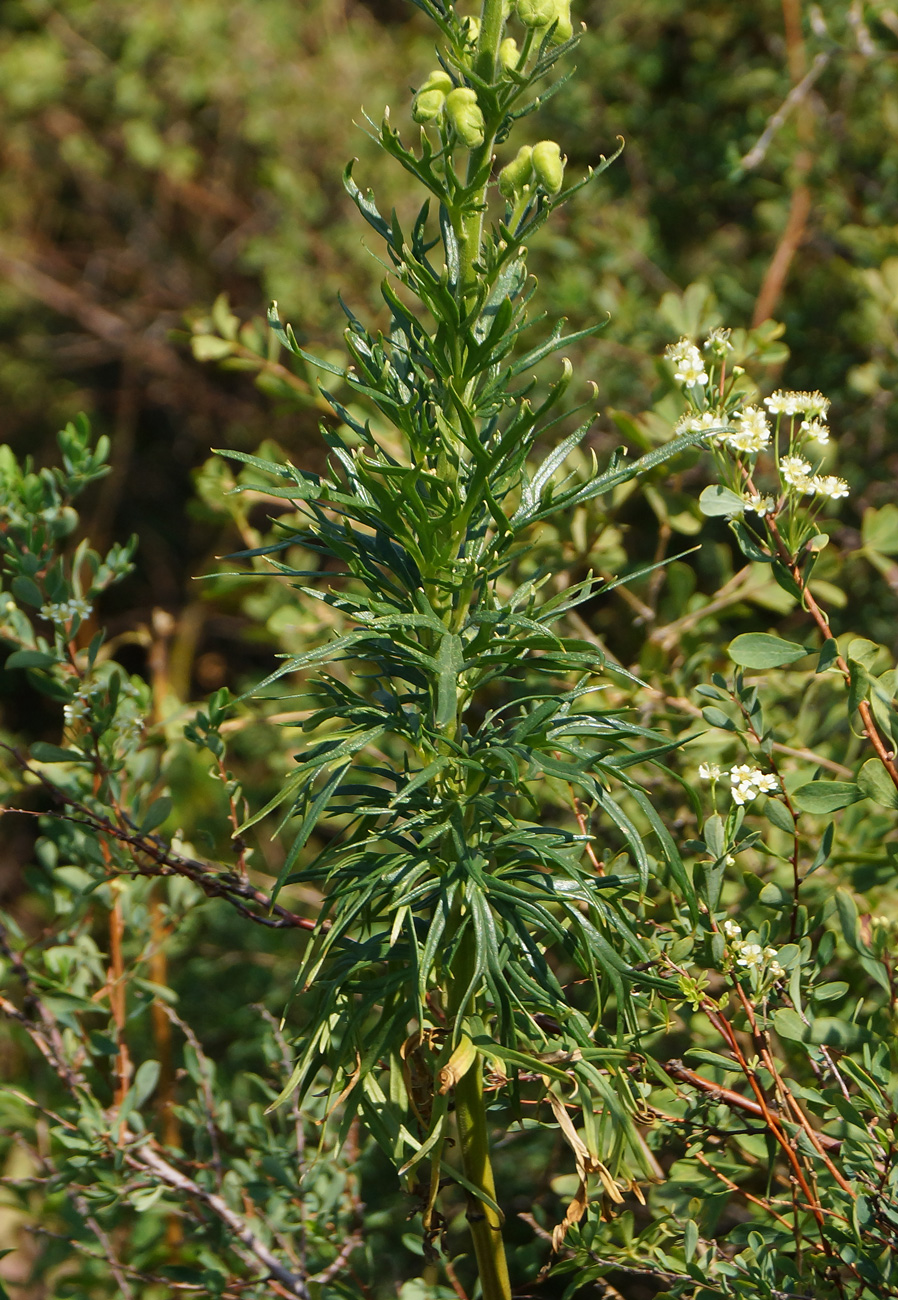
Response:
[[721, 921, 786, 984], [665, 333, 852, 562], [729, 764, 778, 806]]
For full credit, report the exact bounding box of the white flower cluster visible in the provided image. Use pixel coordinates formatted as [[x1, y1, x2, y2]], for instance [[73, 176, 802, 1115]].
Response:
[[729, 764, 778, 805], [778, 455, 848, 499], [727, 405, 771, 454], [722, 921, 785, 979], [764, 390, 830, 419], [698, 763, 778, 804], [40, 598, 93, 624], [665, 338, 708, 388]]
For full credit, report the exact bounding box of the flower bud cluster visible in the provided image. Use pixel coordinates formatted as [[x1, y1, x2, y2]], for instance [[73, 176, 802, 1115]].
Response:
[[498, 140, 566, 199], [722, 921, 785, 980], [412, 73, 486, 147]]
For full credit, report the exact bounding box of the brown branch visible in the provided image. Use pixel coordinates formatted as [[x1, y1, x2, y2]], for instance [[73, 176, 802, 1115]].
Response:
[[3, 748, 325, 931]]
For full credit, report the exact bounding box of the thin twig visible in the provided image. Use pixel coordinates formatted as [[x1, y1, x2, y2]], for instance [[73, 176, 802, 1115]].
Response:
[[2, 746, 325, 931], [740, 51, 830, 171]]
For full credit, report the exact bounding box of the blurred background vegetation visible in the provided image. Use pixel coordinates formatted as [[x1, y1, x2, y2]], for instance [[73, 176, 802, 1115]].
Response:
[[2, 0, 898, 1294]]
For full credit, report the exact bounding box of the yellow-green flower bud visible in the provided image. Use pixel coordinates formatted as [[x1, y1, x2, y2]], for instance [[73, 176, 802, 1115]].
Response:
[[419, 69, 453, 94], [498, 145, 533, 198], [412, 71, 452, 123], [499, 37, 520, 70], [515, 0, 560, 28], [462, 15, 480, 44], [412, 87, 447, 123], [531, 139, 565, 193], [549, 0, 572, 42], [445, 87, 485, 148]]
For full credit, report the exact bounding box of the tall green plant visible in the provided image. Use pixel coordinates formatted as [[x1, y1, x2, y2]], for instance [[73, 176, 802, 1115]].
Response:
[[216, 0, 708, 1290]]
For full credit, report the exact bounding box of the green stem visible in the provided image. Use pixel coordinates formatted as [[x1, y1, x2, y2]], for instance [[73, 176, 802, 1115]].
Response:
[[447, 927, 512, 1300], [455, 1058, 512, 1300]]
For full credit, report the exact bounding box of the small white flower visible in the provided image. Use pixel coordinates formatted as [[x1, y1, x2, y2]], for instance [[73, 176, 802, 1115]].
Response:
[[699, 762, 721, 780], [665, 338, 697, 365], [723, 919, 742, 939], [800, 418, 830, 445], [743, 492, 776, 516], [727, 406, 770, 454], [66, 597, 93, 620], [676, 350, 709, 388], [39, 598, 93, 624], [811, 474, 849, 500], [676, 411, 728, 437], [728, 765, 776, 805], [736, 943, 764, 968], [63, 696, 89, 726], [763, 946, 778, 959], [768, 960, 785, 979], [802, 391, 830, 419], [780, 455, 813, 491], [704, 327, 733, 356]]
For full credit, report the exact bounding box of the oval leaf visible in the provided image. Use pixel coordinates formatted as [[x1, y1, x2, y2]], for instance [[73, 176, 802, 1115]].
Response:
[[139, 797, 173, 834], [5, 649, 57, 669], [698, 484, 745, 518], [857, 758, 898, 809], [729, 633, 808, 669], [791, 781, 863, 814]]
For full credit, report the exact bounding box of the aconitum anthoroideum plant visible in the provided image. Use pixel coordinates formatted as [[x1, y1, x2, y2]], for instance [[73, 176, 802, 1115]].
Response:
[[213, 0, 715, 1292]]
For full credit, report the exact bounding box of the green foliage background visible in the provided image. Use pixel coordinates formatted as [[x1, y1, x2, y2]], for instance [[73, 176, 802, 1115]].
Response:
[[1, 1, 898, 1297]]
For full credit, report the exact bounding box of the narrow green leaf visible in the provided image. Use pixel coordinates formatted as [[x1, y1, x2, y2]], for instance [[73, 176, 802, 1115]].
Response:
[[30, 742, 85, 763], [139, 797, 173, 835]]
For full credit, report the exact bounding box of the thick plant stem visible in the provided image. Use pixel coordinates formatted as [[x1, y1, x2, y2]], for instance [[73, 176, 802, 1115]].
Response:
[[447, 927, 512, 1300], [454, 1060, 512, 1300]]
